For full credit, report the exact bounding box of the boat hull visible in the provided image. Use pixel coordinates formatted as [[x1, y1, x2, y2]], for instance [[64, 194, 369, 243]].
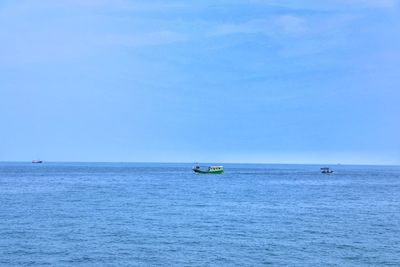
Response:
[[193, 169, 224, 174]]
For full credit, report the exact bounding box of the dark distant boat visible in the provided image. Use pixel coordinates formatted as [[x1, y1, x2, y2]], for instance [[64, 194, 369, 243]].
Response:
[[32, 160, 43, 164], [193, 165, 224, 174], [321, 167, 333, 174]]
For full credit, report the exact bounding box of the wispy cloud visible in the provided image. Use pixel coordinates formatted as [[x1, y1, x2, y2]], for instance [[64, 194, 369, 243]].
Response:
[[347, 0, 397, 8], [210, 15, 307, 37], [275, 15, 308, 35], [100, 31, 187, 47], [70, 0, 193, 13], [247, 0, 398, 9], [0, 0, 190, 65]]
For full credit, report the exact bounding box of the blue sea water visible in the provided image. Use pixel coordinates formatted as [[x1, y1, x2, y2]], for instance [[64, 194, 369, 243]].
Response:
[[0, 162, 399, 266]]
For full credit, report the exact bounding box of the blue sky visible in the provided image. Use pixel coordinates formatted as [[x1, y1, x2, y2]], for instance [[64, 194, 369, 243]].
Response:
[[0, 0, 399, 164]]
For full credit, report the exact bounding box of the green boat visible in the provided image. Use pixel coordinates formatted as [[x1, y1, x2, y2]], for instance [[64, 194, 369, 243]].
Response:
[[193, 165, 224, 174]]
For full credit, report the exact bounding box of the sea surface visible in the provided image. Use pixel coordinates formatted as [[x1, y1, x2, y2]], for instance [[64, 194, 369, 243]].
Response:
[[0, 162, 399, 266]]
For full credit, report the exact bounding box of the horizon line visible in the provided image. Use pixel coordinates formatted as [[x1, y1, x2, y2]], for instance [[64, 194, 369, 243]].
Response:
[[0, 160, 399, 167]]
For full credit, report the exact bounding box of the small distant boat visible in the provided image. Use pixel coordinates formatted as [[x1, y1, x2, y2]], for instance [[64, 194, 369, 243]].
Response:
[[193, 165, 224, 174], [321, 167, 333, 174], [32, 160, 43, 164]]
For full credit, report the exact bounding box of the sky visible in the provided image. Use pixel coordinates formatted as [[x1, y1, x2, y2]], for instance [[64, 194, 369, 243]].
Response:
[[0, 0, 399, 165]]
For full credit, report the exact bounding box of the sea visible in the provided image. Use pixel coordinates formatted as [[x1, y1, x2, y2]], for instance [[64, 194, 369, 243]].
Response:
[[0, 162, 399, 266]]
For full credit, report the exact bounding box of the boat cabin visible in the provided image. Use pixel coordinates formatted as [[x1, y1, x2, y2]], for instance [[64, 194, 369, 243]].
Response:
[[193, 165, 224, 174]]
